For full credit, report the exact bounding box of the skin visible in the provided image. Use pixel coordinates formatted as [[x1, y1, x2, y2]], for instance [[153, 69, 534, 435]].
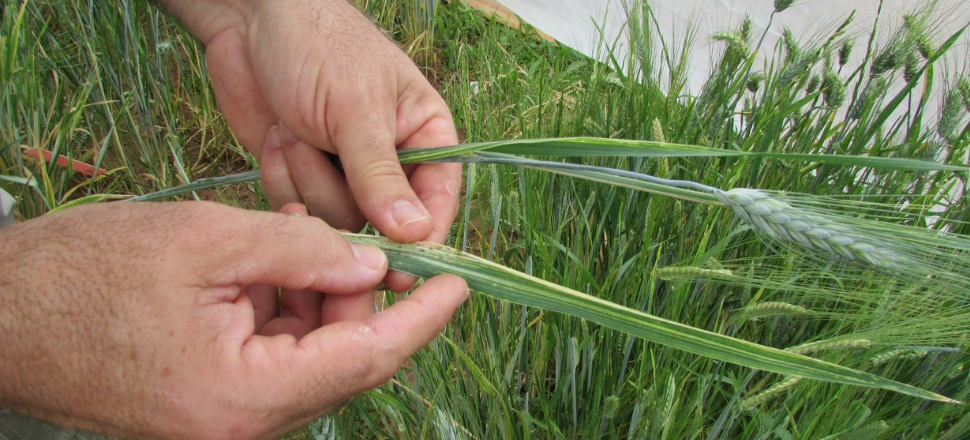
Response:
[[0, 0, 467, 438], [0, 202, 468, 439], [166, 0, 463, 291]]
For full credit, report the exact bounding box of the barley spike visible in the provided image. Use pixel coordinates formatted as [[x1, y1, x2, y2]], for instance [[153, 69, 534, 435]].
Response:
[[650, 118, 666, 143], [838, 39, 854, 66], [903, 50, 920, 83], [788, 339, 872, 355], [822, 70, 846, 107], [939, 87, 966, 141], [715, 188, 906, 268], [742, 301, 810, 321], [746, 72, 765, 93], [916, 35, 934, 59], [774, 0, 795, 13], [739, 376, 803, 410], [657, 266, 733, 281], [870, 348, 928, 367], [958, 76, 970, 112], [806, 74, 821, 94]]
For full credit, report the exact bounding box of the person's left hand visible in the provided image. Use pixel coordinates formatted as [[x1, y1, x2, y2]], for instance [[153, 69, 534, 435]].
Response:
[[0, 201, 468, 440], [168, 0, 461, 260]]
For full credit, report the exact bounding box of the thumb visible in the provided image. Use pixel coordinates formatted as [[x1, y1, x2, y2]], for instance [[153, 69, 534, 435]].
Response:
[[329, 102, 434, 243], [242, 274, 468, 415]]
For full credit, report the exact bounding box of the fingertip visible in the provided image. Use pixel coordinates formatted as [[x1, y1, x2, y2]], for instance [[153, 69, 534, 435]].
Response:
[[368, 274, 468, 334], [266, 125, 283, 150], [230, 213, 386, 295], [333, 132, 433, 241], [278, 123, 299, 145], [361, 197, 434, 243]]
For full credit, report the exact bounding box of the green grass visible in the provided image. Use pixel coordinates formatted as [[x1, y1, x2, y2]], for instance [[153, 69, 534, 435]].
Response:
[[3, 0, 970, 438]]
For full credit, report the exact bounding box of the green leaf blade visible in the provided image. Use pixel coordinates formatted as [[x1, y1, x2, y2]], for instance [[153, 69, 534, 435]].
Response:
[[346, 234, 960, 404], [398, 137, 970, 172]]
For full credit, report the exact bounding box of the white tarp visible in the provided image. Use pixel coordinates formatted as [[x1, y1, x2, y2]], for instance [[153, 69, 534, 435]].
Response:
[[0, 188, 14, 227], [494, 0, 969, 112]]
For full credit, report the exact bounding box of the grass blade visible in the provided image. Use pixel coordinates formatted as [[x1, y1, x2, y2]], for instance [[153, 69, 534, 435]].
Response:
[[399, 138, 970, 172], [125, 171, 260, 202], [345, 233, 959, 404], [134, 135, 970, 202]]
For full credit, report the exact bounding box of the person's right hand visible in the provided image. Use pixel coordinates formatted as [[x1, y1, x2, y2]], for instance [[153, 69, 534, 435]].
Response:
[[163, 0, 463, 249], [0, 202, 468, 440]]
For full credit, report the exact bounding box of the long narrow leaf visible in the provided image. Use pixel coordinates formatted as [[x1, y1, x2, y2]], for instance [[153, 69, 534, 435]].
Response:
[[125, 171, 260, 202], [398, 138, 970, 172], [345, 233, 959, 404], [132, 135, 970, 202]]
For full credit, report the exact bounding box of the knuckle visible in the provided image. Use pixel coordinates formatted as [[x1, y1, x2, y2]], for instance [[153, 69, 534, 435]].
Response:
[[352, 127, 394, 154], [356, 158, 408, 188]]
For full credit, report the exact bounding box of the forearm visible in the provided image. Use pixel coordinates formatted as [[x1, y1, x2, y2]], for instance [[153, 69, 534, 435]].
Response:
[[0, 221, 68, 424], [153, 0, 363, 45], [0, 224, 32, 411]]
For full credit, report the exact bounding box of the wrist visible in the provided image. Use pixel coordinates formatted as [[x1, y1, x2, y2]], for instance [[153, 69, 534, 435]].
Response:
[[158, 0, 365, 45], [154, 0, 258, 44]]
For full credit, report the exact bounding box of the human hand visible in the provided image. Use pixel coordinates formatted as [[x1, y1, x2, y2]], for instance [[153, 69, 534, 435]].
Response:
[[0, 202, 468, 440], [165, 0, 462, 247]]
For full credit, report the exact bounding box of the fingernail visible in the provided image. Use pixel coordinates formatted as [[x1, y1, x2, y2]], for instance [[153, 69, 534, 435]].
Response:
[[266, 125, 282, 150], [351, 244, 387, 271], [392, 199, 431, 228], [279, 124, 299, 144]]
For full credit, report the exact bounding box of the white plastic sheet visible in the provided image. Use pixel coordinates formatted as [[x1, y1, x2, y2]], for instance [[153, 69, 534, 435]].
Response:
[[493, 0, 968, 114]]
